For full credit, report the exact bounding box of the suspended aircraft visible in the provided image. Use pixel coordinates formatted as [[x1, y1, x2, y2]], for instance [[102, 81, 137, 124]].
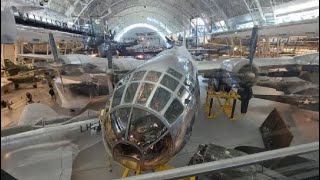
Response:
[[17, 33, 145, 109], [1, 0, 46, 43], [1, 26, 318, 178]]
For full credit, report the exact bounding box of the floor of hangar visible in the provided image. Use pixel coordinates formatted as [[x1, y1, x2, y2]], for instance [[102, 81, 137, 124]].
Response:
[[0, 83, 108, 129], [0, 84, 67, 128], [71, 75, 319, 180]]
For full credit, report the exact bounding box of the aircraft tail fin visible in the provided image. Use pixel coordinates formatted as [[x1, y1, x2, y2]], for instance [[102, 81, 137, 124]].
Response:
[[3, 59, 21, 76], [3, 59, 17, 69]]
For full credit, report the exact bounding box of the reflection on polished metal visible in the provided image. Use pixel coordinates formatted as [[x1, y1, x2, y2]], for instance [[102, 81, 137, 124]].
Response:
[[102, 45, 319, 171], [101, 47, 200, 171], [117, 142, 319, 180]]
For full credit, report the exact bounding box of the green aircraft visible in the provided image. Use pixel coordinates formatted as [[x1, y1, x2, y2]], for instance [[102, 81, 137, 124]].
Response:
[[2, 59, 56, 89]]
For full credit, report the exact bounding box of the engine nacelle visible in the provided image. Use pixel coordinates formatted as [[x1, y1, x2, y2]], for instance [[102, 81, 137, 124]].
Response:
[[220, 58, 260, 89]]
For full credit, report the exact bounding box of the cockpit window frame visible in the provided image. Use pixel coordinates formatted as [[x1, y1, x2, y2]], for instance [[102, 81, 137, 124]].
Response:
[[111, 85, 126, 108], [127, 107, 168, 148], [144, 71, 162, 83], [124, 82, 140, 104], [160, 74, 180, 92], [167, 68, 183, 80], [131, 71, 147, 81], [136, 83, 155, 105], [164, 98, 184, 124], [149, 87, 172, 112]]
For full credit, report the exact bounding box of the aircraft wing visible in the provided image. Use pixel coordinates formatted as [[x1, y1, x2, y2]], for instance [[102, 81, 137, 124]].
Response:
[[256, 77, 319, 94], [18, 54, 54, 60], [1, 119, 101, 180], [253, 53, 319, 68], [18, 103, 71, 126], [196, 60, 222, 73], [196, 53, 319, 74], [1, 143, 76, 180]]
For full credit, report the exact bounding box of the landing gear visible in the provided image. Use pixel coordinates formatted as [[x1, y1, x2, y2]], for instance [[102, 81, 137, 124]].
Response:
[[237, 87, 253, 114]]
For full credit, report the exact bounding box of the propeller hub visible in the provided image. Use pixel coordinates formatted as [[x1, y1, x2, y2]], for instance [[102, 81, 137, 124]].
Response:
[[245, 72, 256, 80]]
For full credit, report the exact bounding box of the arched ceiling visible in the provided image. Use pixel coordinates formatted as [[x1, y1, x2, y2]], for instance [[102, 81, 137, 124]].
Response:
[[38, 0, 298, 35]]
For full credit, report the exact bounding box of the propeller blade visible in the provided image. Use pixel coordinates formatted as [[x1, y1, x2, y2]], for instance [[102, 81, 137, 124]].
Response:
[[237, 87, 253, 114], [247, 26, 259, 66]]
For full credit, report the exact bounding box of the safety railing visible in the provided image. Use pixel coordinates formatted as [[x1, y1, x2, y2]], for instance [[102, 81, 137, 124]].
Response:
[[116, 142, 319, 180]]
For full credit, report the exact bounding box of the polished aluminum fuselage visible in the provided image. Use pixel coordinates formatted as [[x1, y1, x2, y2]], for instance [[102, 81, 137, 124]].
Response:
[[102, 47, 200, 170], [1, 119, 101, 180]]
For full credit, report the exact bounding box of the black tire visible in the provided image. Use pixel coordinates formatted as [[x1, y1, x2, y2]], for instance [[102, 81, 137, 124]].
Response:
[[33, 84, 37, 88]]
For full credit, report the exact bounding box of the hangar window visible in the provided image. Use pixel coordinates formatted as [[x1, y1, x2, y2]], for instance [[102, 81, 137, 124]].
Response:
[[132, 71, 146, 81], [137, 83, 155, 105], [110, 108, 131, 140], [124, 83, 139, 103], [145, 71, 162, 82], [178, 86, 191, 106], [160, 75, 179, 92], [164, 99, 184, 124], [167, 68, 183, 80], [150, 87, 171, 112], [112, 86, 125, 108], [128, 108, 167, 148]]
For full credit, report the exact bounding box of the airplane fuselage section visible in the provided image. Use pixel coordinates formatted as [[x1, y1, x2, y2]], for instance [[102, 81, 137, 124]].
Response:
[[101, 47, 200, 170]]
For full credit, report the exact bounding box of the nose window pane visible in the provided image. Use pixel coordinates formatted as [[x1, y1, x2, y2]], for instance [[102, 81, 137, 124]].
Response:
[[160, 75, 179, 92], [136, 83, 155, 105], [164, 99, 184, 124], [128, 108, 167, 148], [150, 87, 171, 112], [167, 68, 183, 80], [112, 86, 125, 108], [124, 83, 139, 103], [111, 108, 131, 140], [132, 71, 146, 81], [145, 71, 162, 82], [143, 133, 172, 164]]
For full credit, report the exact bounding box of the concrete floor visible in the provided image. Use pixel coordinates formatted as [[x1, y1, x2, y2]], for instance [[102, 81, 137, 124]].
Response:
[[1, 83, 108, 128], [1, 84, 71, 128], [71, 76, 319, 180]]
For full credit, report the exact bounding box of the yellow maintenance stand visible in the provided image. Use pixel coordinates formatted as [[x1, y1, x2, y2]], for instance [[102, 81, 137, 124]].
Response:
[[205, 86, 240, 120]]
